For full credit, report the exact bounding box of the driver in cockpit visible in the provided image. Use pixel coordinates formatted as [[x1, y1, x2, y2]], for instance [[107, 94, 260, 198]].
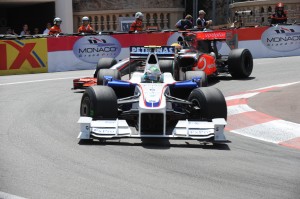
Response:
[[141, 65, 163, 83]]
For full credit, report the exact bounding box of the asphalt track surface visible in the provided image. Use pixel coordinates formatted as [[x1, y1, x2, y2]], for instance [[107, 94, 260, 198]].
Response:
[[0, 56, 300, 199]]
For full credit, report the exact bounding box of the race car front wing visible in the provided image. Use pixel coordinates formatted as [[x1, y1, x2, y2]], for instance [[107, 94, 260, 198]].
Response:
[[78, 117, 228, 142]]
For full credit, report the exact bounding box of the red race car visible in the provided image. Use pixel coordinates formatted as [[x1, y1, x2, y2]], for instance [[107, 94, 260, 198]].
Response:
[[175, 30, 253, 80]]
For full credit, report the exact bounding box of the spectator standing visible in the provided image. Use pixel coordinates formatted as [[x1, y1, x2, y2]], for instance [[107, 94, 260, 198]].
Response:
[[20, 24, 30, 35], [175, 14, 193, 30], [49, 17, 62, 35], [43, 23, 52, 35], [129, 12, 144, 32], [78, 16, 94, 33], [196, 10, 212, 29]]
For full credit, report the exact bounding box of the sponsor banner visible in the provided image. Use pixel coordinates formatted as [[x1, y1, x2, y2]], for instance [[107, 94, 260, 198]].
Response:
[[47, 36, 82, 52], [0, 38, 48, 76], [48, 51, 95, 72], [261, 25, 300, 52], [235, 26, 268, 41], [196, 31, 227, 40], [239, 40, 300, 58], [130, 46, 175, 56], [73, 35, 122, 64], [48, 33, 177, 71], [167, 32, 183, 45], [112, 32, 173, 47], [5, 25, 298, 75], [47, 32, 174, 52]]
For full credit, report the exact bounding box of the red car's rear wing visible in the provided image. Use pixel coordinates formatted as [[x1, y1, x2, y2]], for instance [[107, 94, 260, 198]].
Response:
[[195, 31, 227, 41]]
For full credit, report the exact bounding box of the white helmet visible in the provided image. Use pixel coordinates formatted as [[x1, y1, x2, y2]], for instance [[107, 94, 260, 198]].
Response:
[[53, 17, 62, 25], [143, 65, 161, 82], [82, 16, 89, 22], [135, 12, 144, 19]]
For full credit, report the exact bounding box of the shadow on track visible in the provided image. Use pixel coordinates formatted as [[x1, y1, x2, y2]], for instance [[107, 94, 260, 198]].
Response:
[[78, 139, 230, 150], [208, 76, 256, 86], [72, 90, 85, 94]]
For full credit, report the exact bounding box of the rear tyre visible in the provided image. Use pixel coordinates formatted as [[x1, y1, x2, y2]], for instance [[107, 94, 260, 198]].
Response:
[[94, 58, 118, 78], [159, 60, 174, 75], [228, 48, 253, 78], [97, 69, 121, 85], [185, 71, 208, 87], [188, 87, 227, 121], [80, 86, 118, 119]]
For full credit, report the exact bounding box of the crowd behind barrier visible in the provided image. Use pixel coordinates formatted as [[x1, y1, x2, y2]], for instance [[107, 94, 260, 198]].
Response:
[[0, 25, 300, 76]]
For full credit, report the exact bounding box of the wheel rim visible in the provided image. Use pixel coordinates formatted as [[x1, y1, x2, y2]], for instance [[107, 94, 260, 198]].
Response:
[[243, 54, 252, 74], [190, 97, 202, 118], [81, 96, 91, 116], [191, 98, 200, 107]]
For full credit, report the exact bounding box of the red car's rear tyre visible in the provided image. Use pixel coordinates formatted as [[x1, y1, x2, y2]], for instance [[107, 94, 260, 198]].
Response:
[[94, 58, 118, 78], [97, 69, 121, 85], [159, 60, 174, 74], [228, 48, 253, 78]]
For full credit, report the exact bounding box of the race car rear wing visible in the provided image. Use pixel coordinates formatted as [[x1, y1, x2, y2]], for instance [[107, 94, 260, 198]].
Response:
[[195, 31, 227, 41], [130, 46, 175, 60]]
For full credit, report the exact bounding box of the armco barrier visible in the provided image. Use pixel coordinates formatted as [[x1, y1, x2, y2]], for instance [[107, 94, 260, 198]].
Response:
[[1, 25, 299, 76]]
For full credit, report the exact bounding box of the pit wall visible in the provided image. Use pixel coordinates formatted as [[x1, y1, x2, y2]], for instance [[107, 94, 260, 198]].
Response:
[[0, 25, 299, 76]]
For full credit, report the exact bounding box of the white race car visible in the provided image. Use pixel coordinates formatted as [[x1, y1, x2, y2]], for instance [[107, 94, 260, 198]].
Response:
[[78, 46, 228, 144]]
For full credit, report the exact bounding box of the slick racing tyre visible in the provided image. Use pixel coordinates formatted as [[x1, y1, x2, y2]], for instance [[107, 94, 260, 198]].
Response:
[[188, 87, 227, 121], [97, 69, 121, 85], [228, 48, 253, 78], [159, 60, 174, 75], [80, 86, 118, 119], [185, 71, 208, 87], [94, 58, 118, 78]]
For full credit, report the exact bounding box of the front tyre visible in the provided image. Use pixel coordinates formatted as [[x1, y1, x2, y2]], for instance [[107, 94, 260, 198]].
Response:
[[80, 86, 118, 119], [188, 87, 227, 121], [159, 60, 174, 75], [228, 48, 253, 78]]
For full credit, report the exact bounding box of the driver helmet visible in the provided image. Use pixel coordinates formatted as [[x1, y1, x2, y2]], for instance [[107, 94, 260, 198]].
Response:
[[171, 42, 182, 53], [82, 16, 90, 22], [135, 12, 144, 20], [143, 65, 161, 82], [53, 17, 62, 25]]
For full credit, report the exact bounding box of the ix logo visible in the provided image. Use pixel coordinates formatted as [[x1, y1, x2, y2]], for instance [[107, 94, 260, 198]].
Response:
[[0, 40, 46, 70]]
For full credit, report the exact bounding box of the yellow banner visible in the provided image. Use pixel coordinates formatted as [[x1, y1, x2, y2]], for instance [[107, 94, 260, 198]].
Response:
[[0, 38, 48, 76]]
